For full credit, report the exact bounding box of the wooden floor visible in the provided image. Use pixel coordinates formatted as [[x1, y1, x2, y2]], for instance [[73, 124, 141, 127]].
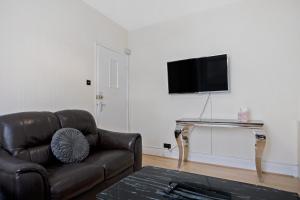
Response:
[[143, 154, 300, 195]]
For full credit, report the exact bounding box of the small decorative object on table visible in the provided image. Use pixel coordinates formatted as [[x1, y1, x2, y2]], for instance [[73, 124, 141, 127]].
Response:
[[238, 107, 250, 122]]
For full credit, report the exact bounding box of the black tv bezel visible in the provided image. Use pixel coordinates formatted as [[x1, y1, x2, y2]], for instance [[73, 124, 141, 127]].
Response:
[[167, 54, 230, 94]]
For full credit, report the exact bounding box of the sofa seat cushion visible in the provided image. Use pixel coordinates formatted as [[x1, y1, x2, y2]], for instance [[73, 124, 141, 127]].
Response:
[[47, 163, 104, 200], [86, 150, 134, 179]]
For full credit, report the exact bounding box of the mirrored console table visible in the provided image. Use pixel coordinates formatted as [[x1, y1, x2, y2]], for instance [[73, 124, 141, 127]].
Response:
[[174, 118, 266, 182]]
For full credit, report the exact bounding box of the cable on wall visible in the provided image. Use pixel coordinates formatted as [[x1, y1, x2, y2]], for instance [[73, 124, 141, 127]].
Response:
[[198, 92, 214, 155], [169, 93, 214, 153], [199, 93, 211, 119]]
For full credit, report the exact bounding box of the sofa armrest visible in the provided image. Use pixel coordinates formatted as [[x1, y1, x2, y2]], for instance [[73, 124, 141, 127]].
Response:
[[97, 128, 142, 171], [0, 149, 49, 200]]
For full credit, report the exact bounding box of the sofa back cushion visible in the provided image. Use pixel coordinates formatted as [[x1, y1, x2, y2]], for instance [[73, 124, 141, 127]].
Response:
[[55, 110, 99, 148], [0, 112, 61, 164]]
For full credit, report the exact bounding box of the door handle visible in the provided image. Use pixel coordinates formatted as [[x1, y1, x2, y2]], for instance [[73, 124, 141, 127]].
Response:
[[97, 102, 106, 112]]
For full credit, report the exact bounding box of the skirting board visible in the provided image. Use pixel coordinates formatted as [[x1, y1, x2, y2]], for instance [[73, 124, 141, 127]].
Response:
[[143, 146, 299, 177]]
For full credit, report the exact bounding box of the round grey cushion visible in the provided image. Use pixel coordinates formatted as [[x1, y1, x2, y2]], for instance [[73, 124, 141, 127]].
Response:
[[51, 128, 89, 164]]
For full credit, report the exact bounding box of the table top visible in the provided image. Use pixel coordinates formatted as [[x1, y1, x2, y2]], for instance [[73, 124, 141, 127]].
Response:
[[176, 118, 264, 128], [97, 166, 298, 200]]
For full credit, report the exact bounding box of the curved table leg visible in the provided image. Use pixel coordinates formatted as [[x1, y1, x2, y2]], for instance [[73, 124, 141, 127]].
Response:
[[175, 132, 184, 169], [182, 127, 190, 162], [175, 126, 190, 170], [255, 131, 266, 182]]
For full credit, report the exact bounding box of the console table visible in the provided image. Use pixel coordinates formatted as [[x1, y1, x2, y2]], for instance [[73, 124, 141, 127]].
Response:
[[174, 118, 266, 182]]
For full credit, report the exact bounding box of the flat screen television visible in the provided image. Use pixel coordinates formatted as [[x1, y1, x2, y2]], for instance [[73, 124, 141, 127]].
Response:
[[167, 54, 229, 94]]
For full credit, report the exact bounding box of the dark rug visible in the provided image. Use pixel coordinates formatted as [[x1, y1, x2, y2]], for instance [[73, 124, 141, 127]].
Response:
[[97, 166, 299, 200]]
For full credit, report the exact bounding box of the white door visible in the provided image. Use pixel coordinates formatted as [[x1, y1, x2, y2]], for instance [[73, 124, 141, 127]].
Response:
[[96, 45, 129, 132]]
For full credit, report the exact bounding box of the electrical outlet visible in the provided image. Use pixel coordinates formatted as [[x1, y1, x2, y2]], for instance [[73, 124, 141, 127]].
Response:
[[163, 143, 171, 149]]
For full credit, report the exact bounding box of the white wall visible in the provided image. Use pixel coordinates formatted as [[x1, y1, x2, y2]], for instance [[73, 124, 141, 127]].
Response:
[[0, 0, 127, 115], [129, 0, 300, 176], [298, 64, 300, 178], [298, 121, 300, 178]]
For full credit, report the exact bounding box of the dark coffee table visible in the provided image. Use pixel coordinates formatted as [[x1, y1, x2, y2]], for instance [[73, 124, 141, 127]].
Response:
[[97, 166, 299, 200]]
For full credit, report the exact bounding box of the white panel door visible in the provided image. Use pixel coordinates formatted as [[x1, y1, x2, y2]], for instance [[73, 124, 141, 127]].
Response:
[[96, 45, 128, 132]]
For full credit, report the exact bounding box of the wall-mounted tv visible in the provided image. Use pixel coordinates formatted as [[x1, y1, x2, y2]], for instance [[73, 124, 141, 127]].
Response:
[[167, 54, 229, 94]]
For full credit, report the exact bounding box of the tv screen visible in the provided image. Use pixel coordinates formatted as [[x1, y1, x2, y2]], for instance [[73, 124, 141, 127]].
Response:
[[167, 54, 229, 94]]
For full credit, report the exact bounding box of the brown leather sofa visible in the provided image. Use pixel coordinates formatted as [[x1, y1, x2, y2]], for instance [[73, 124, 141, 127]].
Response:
[[0, 110, 142, 200]]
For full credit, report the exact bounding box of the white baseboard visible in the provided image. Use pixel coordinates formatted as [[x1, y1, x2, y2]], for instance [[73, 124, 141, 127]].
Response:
[[143, 146, 298, 177]]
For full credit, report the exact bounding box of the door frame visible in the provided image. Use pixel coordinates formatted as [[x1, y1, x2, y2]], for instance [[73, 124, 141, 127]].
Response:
[[94, 43, 130, 131]]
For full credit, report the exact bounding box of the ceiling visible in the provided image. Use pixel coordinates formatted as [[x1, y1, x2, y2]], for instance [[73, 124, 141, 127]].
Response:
[[82, 0, 241, 31]]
